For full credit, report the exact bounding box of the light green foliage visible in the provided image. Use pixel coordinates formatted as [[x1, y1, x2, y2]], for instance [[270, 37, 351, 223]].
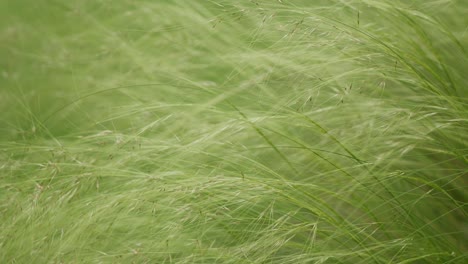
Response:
[[0, 0, 466, 263]]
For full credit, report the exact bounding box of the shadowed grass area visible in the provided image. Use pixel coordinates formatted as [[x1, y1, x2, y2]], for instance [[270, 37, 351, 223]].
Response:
[[1, 0, 467, 263]]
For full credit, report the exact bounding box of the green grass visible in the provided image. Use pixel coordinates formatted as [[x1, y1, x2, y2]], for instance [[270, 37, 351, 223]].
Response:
[[0, 0, 467, 263]]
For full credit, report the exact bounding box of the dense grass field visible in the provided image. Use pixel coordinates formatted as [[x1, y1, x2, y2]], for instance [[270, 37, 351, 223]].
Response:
[[1, 0, 467, 263]]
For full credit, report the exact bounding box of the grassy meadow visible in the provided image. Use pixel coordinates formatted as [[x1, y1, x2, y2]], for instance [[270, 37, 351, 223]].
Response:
[[0, 0, 467, 263]]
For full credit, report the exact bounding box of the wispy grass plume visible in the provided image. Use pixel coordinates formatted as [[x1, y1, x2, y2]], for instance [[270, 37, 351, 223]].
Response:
[[1, 0, 466, 263]]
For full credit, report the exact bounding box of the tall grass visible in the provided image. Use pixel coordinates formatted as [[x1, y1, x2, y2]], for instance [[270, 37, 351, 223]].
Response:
[[1, 0, 466, 263]]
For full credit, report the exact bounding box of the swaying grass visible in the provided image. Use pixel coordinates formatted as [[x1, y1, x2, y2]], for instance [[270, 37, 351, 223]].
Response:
[[1, 0, 466, 263]]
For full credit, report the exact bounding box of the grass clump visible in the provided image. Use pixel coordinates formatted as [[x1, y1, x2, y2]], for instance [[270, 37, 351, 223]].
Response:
[[0, 0, 466, 263]]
